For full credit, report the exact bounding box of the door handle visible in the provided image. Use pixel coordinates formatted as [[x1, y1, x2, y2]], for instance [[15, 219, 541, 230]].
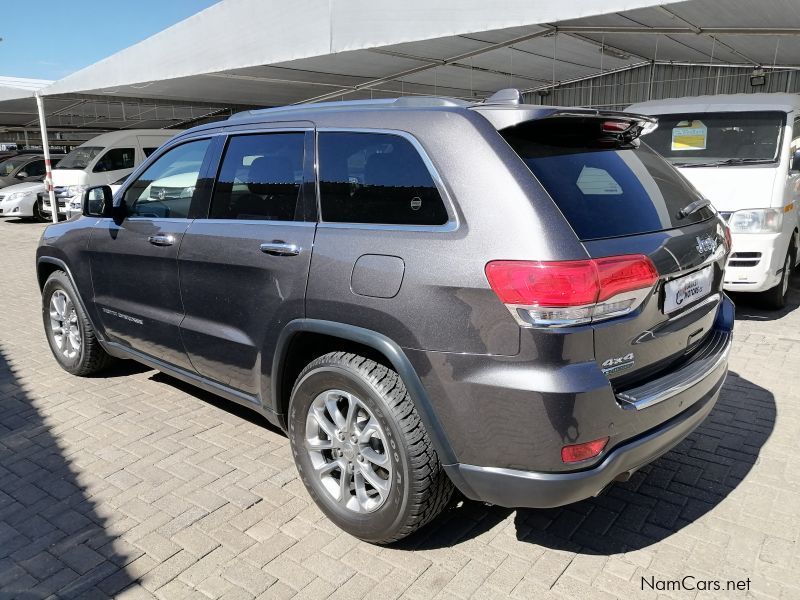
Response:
[[147, 234, 175, 247], [260, 241, 301, 256]]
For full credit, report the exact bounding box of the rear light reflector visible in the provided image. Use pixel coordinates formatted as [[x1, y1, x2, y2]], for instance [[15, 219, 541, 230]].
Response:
[[561, 437, 609, 463], [485, 255, 658, 327]]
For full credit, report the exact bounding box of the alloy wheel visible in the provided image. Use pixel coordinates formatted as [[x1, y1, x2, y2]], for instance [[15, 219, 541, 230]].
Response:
[[49, 290, 81, 359], [305, 389, 393, 513]]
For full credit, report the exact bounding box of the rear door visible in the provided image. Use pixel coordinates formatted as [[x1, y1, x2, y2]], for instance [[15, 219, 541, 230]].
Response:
[[500, 115, 728, 386], [177, 128, 316, 398], [88, 137, 213, 369]]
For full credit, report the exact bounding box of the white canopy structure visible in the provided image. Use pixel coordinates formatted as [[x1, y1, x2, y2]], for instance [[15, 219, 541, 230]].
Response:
[[3, 0, 800, 223]]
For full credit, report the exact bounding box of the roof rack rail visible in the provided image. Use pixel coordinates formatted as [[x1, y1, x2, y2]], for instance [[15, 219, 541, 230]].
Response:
[[228, 95, 470, 120]]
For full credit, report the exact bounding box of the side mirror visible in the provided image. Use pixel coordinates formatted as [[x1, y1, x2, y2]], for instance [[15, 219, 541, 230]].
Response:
[[16, 171, 27, 179], [82, 185, 115, 218], [791, 150, 800, 173]]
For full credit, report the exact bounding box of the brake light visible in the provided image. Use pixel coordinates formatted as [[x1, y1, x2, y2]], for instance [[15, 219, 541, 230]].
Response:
[[561, 437, 609, 463], [485, 255, 658, 327], [602, 120, 631, 132]]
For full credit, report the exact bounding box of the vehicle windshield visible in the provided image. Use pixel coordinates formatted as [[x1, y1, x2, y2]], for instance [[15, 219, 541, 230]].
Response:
[[57, 146, 103, 170], [643, 111, 785, 166], [0, 156, 30, 176]]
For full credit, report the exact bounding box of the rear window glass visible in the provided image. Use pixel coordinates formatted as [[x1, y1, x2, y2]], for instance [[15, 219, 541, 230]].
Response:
[[318, 132, 448, 226], [502, 118, 712, 241]]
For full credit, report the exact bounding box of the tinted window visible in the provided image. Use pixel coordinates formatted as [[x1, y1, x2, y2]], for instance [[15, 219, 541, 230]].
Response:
[[143, 147, 159, 157], [502, 118, 712, 241], [644, 111, 785, 165], [0, 156, 30, 176], [124, 139, 209, 219], [318, 132, 447, 225], [210, 133, 304, 221], [24, 160, 46, 177], [93, 147, 135, 172]]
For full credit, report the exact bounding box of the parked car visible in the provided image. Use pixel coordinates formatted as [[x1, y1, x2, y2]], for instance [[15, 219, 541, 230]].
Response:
[[0, 181, 46, 220], [36, 91, 733, 543], [0, 154, 48, 189], [628, 93, 800, 308], [39, 129, 180, 218]]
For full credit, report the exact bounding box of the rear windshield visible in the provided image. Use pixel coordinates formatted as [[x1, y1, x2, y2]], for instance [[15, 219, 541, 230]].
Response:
[[502, 118, 713, 241], [643, 111, 785, 166]]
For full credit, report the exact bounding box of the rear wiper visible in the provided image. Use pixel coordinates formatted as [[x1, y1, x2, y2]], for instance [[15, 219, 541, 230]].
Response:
[[677, 198, 712, 219]]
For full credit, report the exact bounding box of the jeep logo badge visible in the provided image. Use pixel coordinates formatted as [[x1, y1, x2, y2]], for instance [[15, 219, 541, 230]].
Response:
[[695, 235, 717, 255]]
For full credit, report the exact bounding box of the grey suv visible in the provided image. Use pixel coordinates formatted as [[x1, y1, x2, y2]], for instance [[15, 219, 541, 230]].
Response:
[[36, 90, 733, 543]]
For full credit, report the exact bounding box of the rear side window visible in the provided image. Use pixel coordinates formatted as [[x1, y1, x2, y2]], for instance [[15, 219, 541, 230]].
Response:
[[318, 132, 448, 225], [93, 147, 135, 172], [210, 133, 305, 221], [502, 118, 712, 241], [143, 147, 159, 157]]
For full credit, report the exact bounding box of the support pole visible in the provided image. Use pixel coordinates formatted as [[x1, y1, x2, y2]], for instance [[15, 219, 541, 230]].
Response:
[[35, 92, 58, 224]]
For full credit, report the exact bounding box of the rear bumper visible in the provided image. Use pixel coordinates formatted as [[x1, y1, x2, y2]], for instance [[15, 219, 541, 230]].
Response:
[[443, 295, 733, 509], [446, 363, 725, 508]]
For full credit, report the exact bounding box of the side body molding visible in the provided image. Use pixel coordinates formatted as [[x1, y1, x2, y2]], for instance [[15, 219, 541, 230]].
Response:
[[271, 319, 457, 466]]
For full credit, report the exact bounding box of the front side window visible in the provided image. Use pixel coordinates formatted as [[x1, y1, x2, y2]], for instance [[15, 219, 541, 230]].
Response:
[[318, 132, 448, 225], [24, 160, 46, 177], [210, 133, 305, 221], [644, 111, 785, 166], [123, 139, 210, 219], [57, 146, 103, 170], [93, 147, 136, 173]]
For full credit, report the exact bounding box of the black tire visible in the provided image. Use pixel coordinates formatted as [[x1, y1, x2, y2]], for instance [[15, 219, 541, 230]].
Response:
[[42, 271, 114, 375], [32, 198, 47, 223], [761, 244, 794, 310], [288, 352, 453, 544]]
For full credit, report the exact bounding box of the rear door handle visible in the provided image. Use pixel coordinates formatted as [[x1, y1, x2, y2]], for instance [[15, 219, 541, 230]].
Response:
[[260, 241, 301, 256], [148, 234, 175, 247]]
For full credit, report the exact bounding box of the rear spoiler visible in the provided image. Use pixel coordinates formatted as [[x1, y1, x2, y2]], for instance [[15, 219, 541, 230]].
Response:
[[472, 105, 658, 141]]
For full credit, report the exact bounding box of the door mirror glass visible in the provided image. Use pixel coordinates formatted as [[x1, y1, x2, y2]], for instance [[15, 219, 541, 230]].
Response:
[[82, 185, 115, 218], [16, 171, 27, 179], [791, 150, 800, 173]]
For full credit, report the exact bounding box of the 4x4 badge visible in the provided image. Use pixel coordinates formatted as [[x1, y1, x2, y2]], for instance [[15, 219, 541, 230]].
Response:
[[695, 235, 718, 255], [601, 352, 635, 375]]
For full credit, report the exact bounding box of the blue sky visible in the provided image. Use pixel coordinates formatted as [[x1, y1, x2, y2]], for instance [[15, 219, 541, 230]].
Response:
[[0, 0, 220, 81]]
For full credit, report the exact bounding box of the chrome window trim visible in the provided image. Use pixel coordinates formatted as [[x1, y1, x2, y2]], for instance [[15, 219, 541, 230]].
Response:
[[314, 127, 459, 233]]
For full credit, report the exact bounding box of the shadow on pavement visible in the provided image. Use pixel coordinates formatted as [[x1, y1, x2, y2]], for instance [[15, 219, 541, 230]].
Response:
[[400, 370, 774, 554], [729, 271, 800, 322], [0, 347, 135, 598]]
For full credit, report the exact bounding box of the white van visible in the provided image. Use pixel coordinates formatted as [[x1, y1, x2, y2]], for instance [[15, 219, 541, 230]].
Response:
[[42, 129, 180, 217], [628, 93, 800, 308]]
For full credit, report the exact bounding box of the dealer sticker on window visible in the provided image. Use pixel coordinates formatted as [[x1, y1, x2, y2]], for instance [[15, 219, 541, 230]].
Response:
[[663, 265, 713, 314], [671, 120, 708, 151]]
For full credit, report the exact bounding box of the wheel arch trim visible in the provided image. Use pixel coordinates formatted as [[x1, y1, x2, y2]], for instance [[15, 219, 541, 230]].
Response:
[[36, 256, 106, 342], [271, 319, 457, 465]]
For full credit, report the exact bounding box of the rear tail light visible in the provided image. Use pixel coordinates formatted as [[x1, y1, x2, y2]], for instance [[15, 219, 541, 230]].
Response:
[[561, 437, 609, 463], [485, 255, 658, 327], [602, 120, 631, 132]]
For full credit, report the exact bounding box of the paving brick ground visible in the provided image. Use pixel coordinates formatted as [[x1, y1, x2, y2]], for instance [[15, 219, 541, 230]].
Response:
[[0, 217, 798, 599]]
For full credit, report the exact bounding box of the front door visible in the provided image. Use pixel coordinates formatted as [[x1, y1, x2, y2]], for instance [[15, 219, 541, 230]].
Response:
[[178, 130, 315, 397], [88, 138, 212, 369]]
